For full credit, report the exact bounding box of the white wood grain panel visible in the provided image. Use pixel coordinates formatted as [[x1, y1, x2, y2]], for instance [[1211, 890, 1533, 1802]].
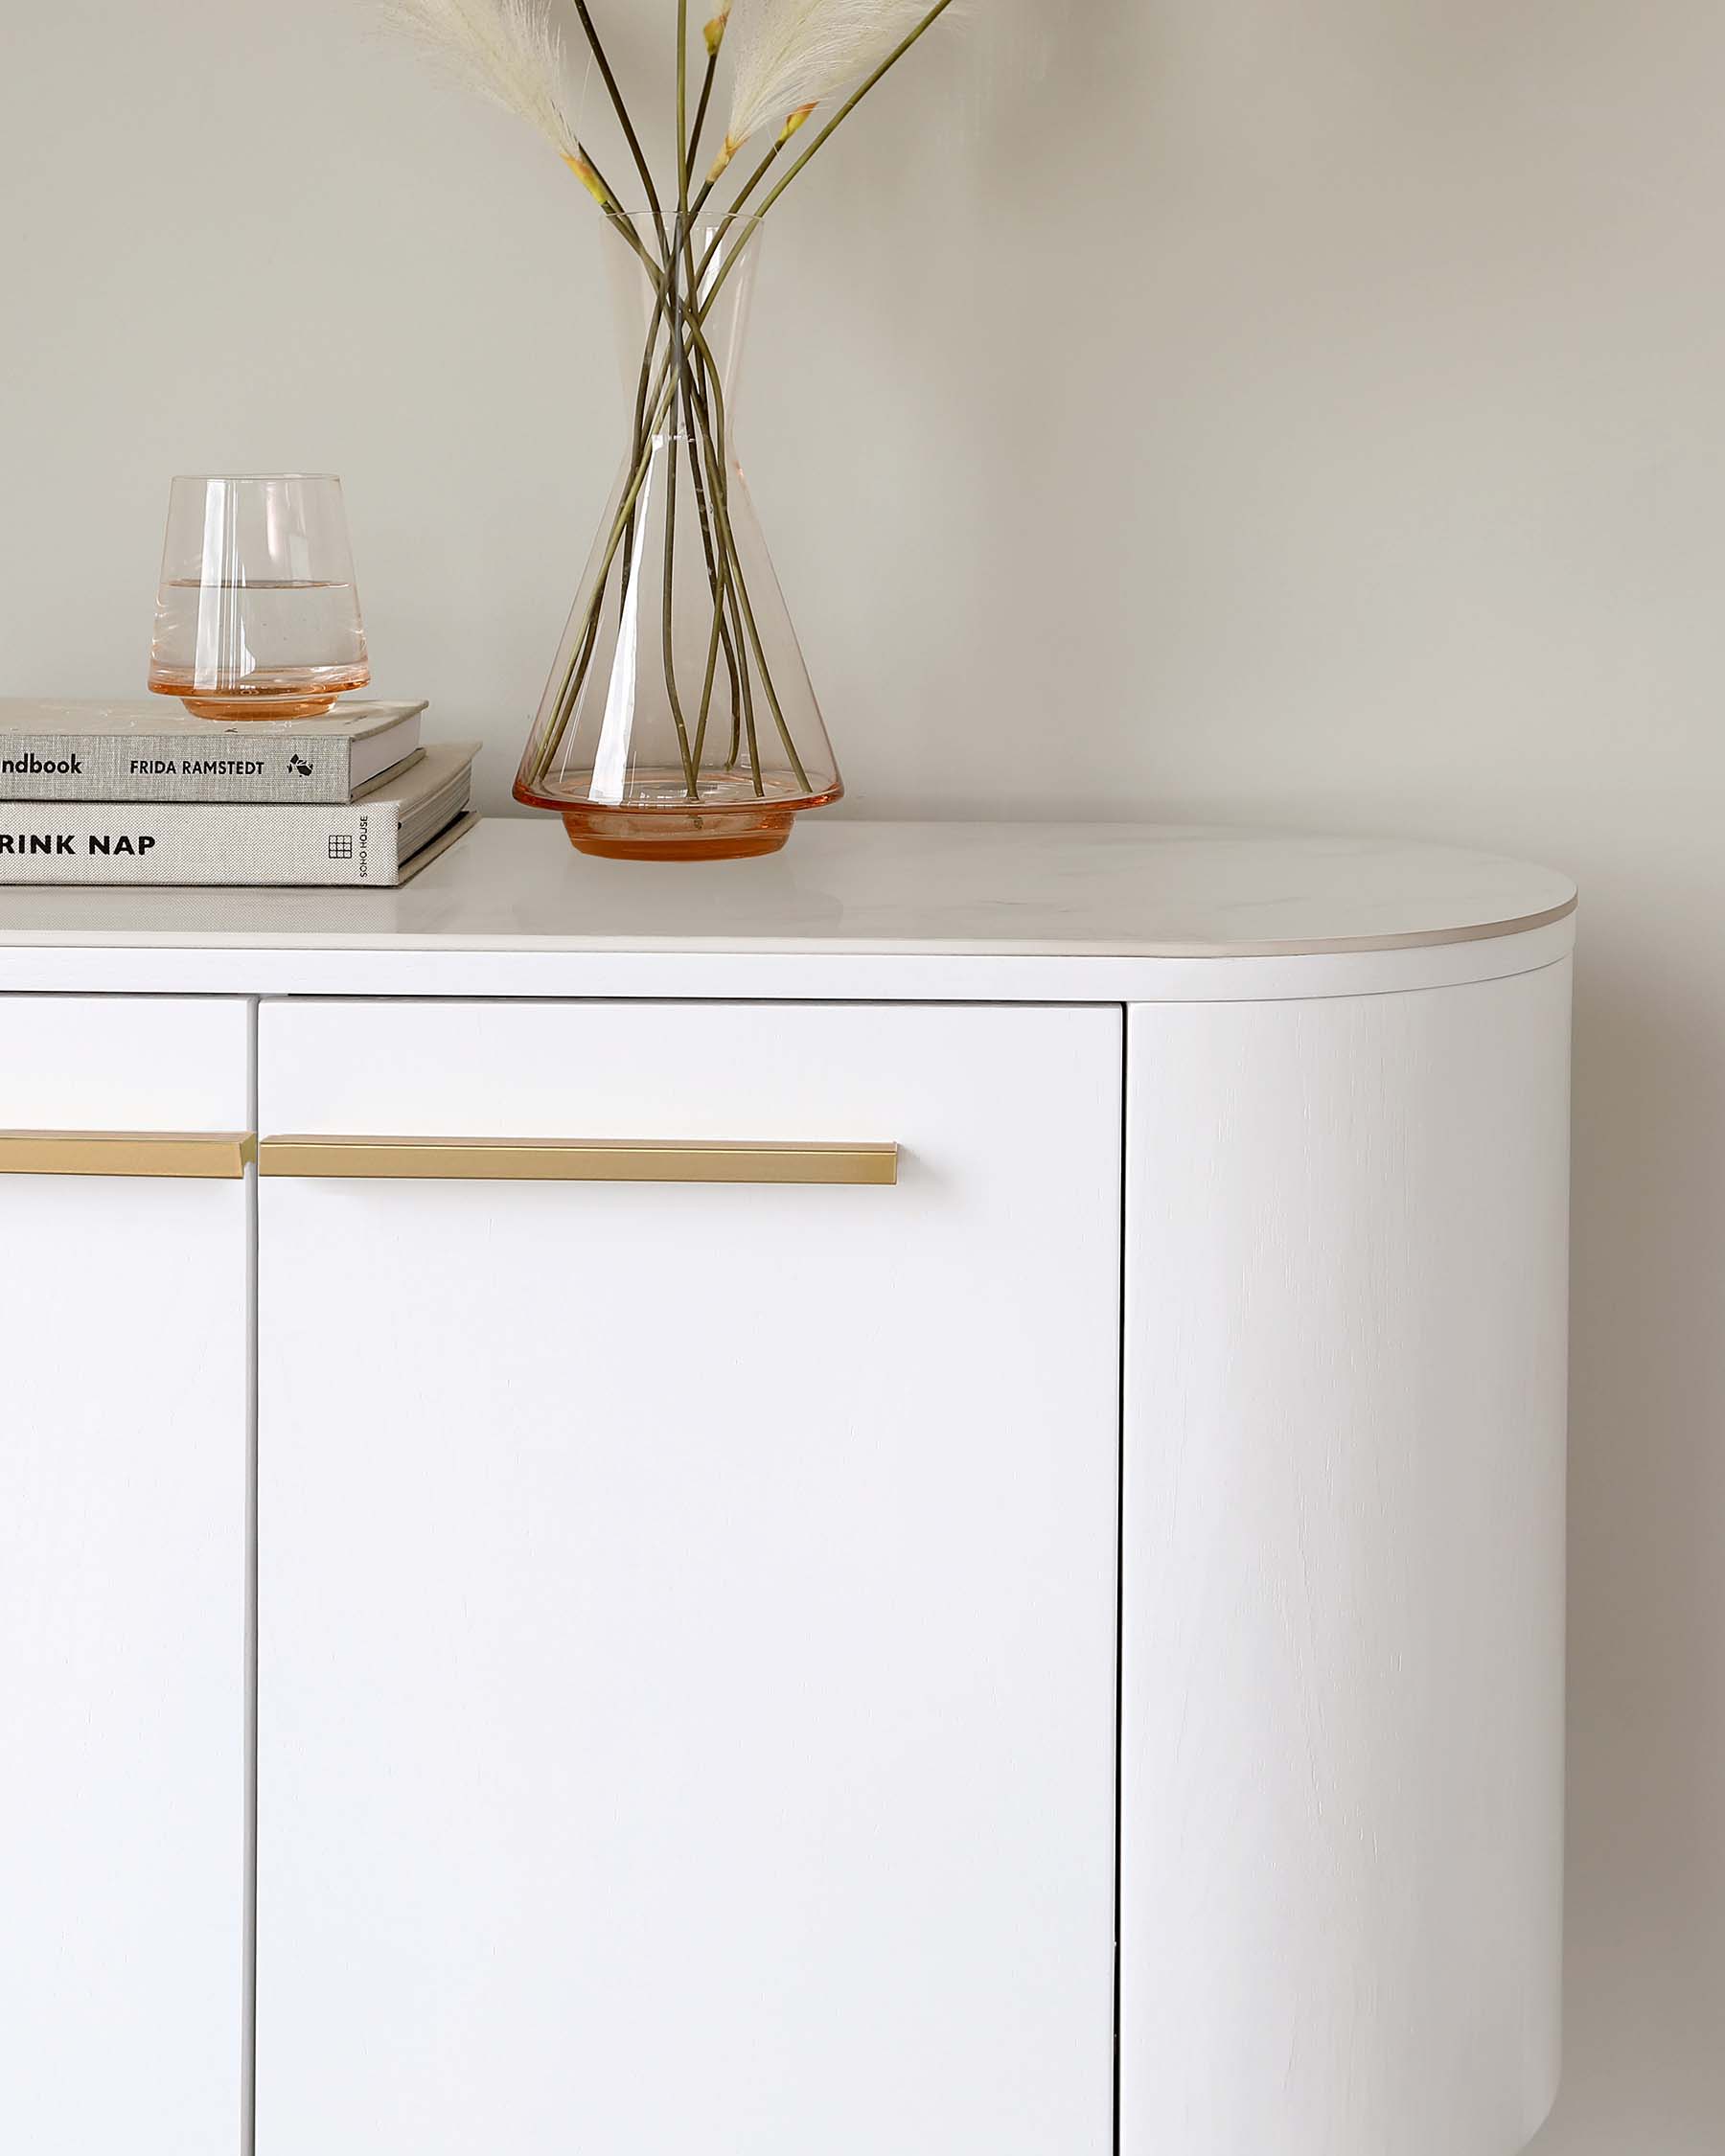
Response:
[[257, 999, 1120, 2156], [0, 994, 248, 1128], [1120, 960, 1572, 2156], [0, 996, 248, 2154]]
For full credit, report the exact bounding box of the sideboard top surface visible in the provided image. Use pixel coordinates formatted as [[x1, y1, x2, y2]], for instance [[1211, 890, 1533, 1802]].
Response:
[[0, 819, 1576, 1001]]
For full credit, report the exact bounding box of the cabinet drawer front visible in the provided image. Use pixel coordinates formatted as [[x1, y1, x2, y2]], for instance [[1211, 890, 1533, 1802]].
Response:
[[0, 994, 248, 1130], [0, 993, 248, 2155], [258, 999, 1121, 2156], [260, 996, 1074, 1145]]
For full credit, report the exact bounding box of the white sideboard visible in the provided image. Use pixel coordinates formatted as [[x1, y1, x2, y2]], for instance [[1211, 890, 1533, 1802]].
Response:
[[0, 820, 1576, 2156]]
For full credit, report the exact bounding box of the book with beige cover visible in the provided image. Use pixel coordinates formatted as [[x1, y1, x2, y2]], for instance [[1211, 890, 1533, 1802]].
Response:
[[0, 741, 478, 886], [0, 699, 426, 803]]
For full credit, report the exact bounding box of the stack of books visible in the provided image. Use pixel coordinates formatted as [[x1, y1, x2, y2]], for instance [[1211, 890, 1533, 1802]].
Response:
[[0, 700, 478, 886]]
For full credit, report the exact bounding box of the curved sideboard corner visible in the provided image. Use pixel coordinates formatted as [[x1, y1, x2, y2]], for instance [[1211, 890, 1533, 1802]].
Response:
[[1119, 952, 1571, 2156], [0, 817, 1573, 2156]]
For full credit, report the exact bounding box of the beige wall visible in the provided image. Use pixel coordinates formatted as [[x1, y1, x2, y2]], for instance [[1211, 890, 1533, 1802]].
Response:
[[2, 1, 1721, 2145]]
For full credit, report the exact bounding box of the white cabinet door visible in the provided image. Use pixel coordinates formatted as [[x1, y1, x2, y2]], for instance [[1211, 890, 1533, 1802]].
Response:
[[257, 999, 1120, 2156], [0, 996, 250, 2156]]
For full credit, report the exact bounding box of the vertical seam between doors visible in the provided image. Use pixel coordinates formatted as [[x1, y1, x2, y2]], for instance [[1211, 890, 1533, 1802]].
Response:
[[243, 997, 259, 2156], [1114, 1004, 1128, 2156]]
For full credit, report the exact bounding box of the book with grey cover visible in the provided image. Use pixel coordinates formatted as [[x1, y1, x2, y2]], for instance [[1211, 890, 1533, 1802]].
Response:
[[0, 698, 426, 803], [0, 742, 479, 887]]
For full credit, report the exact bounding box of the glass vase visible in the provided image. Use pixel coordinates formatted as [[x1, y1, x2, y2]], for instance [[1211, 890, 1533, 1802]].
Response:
[[514, 217, 841, 861]]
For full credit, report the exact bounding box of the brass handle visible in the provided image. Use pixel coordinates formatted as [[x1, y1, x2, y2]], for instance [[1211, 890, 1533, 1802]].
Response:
[[258, 1136, 900, 1187], [0, 1131, 257, 1180]]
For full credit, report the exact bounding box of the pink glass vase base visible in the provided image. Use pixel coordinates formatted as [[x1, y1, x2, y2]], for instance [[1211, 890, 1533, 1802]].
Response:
[[517, 768, 843, 863]]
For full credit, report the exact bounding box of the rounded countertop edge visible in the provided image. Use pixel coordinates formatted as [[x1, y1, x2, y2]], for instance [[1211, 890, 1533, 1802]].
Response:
[[0, 905, 1576, 963], [0, 916, 1574, 1004], [1049, 888, 1580, 960], [0, 823, 1579, 968], [0, 828, 1578, 975]]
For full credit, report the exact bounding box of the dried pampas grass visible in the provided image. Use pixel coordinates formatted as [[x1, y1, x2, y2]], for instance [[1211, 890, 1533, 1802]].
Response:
[[713, 0, 955, 177], [381, 0, 585, 168]]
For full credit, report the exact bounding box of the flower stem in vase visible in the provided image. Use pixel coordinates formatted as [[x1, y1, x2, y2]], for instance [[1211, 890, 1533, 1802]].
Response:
[[383, 0, 972, 855]]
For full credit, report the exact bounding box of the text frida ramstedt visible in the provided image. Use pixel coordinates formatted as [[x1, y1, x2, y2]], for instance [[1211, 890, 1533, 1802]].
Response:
[[0, 834, 159, 855], [129, 758, 267, 776], [0, 752, 279, 776]]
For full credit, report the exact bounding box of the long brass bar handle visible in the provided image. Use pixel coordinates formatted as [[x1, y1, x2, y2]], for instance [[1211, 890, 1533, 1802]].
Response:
[[0, 1131, 257, 1180], [258, 1136, 900, 1187]]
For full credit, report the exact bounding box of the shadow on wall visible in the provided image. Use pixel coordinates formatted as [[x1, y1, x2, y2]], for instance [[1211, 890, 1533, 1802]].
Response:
[[1530, 933, 1725, 2149]]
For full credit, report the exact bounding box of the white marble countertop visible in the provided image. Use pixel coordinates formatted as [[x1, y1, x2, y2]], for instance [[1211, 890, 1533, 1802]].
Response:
[[0, 816, 1574, 957], [0, 818, 1577, 1003]]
